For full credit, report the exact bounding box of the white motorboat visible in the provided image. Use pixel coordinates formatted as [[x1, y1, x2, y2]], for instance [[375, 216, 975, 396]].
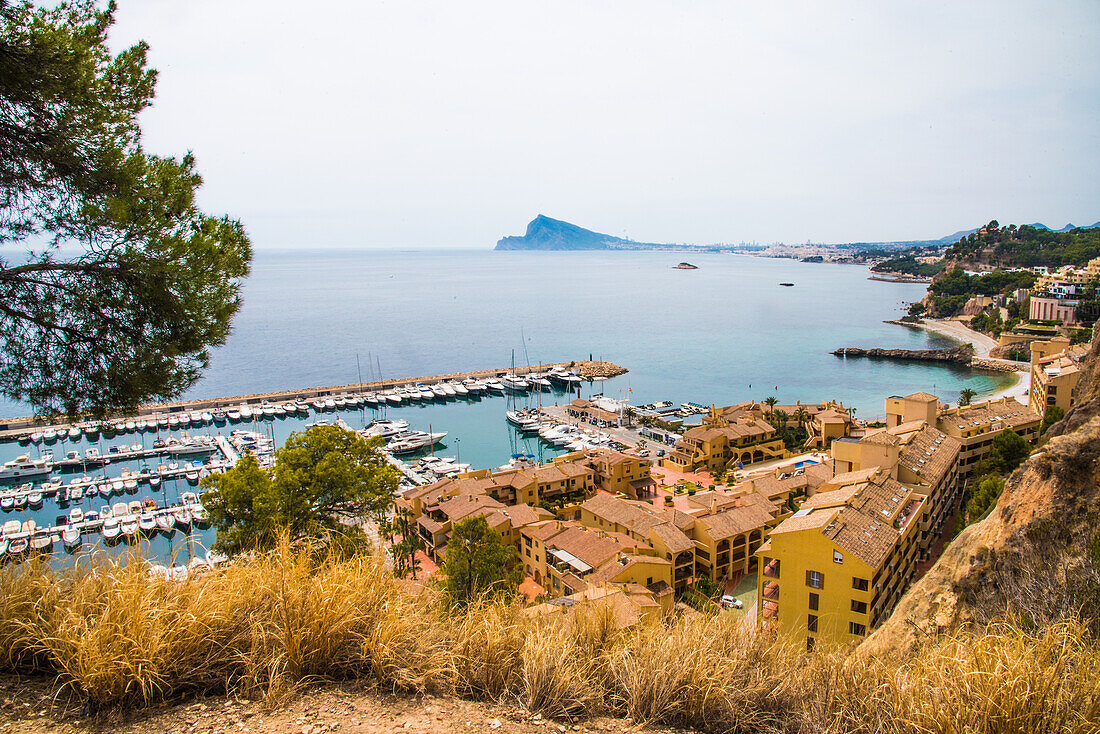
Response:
[[387, 430, 447, 455], [7, 536, 28, 555], [0, 454, 52, 480], [120, 515, 139, 538], [173, 506, 192, 530], [383, 392, 402, 405], [149, 473, 161, 488], [450, 381, 469, 396], [191, 504, 209, 526], [67, 426, 82, 440], [323, 398, 337, 409], [43, 429, 57, 442], [200, 411, 214, 423], [29, 431, 44, 443], [440, 383, 457, 397], [414, 385, 433, 400], [483, 378, 505, 393], [124, 420, 137, 432], [429, 384, 447, 399], [462, 378, 484, 394], [168, 414, 181, 428], [68, 507, 84, 524], [501, 374, 530, 393], [138, 513, 156, 534], [62, 524, 81, 548], [0, 494, 11, 510], [360, 419, 409, 439], [261, 404, 276, 417], [2, 519, 20, 535], [526, 374, 553, 390], [227, 408, 241, 421], [27, 490, 43, 508], [239, 405, 254, 420], [102, 516, 122, 540], [506, 411, 541, 433], [273, 405, 286, 417], [30, 530, 53, 552], [156, 513, 173, 532]]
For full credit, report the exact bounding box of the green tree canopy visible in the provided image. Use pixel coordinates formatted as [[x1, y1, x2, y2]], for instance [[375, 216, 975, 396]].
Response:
[[0, 1, 251, 416], [442, 515, 522, 605], [1041, 405, 1065, 434], [973, 429, 1030, 477], [201, 425, 398, 556]]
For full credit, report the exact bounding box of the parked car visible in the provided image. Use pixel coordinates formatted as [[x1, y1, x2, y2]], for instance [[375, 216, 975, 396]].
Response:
[[636, 448, 650, 457], [720, 595, 743, 610], [656, 449, 666, 457]]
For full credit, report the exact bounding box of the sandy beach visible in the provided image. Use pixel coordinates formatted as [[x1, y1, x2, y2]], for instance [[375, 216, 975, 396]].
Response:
[[894, 318, 1030, 406]]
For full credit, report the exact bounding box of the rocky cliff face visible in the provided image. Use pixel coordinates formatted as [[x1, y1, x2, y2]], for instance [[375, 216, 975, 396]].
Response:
[[864, 326, 1100, 654]]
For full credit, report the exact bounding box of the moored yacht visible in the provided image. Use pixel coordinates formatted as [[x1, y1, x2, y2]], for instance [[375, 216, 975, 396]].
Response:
[[0, 454, 53, 481]]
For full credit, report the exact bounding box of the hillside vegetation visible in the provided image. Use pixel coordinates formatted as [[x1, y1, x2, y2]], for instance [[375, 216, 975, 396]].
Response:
[[946, 221, 1100, 269]]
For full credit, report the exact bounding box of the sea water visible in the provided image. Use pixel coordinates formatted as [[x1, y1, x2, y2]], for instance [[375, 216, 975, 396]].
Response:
[[0, 249, 1013, 564]]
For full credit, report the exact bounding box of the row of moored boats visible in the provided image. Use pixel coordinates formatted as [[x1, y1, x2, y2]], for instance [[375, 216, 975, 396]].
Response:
[[0, 494, 208, 560], [14, 368, 588, 445]]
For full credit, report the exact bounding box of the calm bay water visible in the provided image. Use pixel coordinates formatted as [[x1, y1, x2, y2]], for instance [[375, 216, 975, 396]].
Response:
[[1, 250, 1012, 564]]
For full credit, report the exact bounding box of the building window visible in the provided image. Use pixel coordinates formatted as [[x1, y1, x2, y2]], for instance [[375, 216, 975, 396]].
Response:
[[852, 577, 869, 592], [851, 599, 867, 614], [833, 549, 844, 564], [524, 536, 532, 546], [849, 622, 867, 636], [807, 614, 818, 632], [806, 570, 824, 589], [808, 592, 819, 611], [806, 636, 815, 652]]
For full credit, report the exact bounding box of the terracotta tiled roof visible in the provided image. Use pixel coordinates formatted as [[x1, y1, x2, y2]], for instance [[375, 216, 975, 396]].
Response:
[[906, 392, 940, 402], [937, 398, 1041, 432], [895, 424, 961, 488]]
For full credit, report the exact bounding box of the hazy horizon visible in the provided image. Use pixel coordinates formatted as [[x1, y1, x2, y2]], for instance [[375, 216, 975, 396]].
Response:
[[109, 1, 1100, 250]]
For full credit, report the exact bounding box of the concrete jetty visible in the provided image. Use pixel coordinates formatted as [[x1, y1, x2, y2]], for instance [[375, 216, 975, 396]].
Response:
[[0, 359, 628, 440]]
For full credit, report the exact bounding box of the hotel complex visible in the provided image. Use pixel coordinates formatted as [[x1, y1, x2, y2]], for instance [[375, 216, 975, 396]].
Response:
[[394, 382, 1040, 640]]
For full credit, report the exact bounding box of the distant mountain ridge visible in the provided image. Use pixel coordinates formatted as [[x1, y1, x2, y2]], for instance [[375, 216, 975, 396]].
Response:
[[495, 215, 672, 251]]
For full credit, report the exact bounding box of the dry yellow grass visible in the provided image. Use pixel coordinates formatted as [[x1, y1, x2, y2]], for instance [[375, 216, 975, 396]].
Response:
[[1, 542, 1097, 733]]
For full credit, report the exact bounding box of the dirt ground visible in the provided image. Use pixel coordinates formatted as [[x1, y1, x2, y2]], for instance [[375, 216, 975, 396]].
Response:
[[0, 676, 696, 734]]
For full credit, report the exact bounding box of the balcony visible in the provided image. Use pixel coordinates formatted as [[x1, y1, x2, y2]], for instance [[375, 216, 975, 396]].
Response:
[[762, 580, 779, 601], [763, 558, 781, 579], [762, 600, 779, 620]]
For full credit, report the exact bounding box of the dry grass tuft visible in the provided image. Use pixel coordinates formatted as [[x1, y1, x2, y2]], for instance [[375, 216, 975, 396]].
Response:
[[1, 543, 1097, 732]]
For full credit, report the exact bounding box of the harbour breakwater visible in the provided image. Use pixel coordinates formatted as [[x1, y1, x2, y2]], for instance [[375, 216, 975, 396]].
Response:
[[0, 360, 628, 438], [831, 345, 975, 364]]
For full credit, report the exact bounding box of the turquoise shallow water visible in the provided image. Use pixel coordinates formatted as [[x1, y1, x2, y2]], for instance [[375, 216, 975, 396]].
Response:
[[0, 250, 1012, 563]]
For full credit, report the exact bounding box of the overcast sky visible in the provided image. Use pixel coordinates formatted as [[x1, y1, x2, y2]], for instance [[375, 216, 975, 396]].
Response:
[[109, 1, 1100, 249]]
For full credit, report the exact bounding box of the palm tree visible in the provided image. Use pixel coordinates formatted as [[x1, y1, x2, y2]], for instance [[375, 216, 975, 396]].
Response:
[[772, 409, 790, 429], [794, 406, 810, 431], [958, 388, 976, 406], [764, 396, 778, 421]]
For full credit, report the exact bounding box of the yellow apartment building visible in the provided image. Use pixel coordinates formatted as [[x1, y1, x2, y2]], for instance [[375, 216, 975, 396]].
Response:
[[1029, 338, 1086, 415], [584, 448, 656, 499], [661, 408, 786, 471], [831, 420, 961, 557], [883, 392, 1039, 477], [756, 469, 924, 649]]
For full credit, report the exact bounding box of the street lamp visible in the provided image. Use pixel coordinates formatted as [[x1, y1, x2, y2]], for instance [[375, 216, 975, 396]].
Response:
[[456, 438, 461, 464]]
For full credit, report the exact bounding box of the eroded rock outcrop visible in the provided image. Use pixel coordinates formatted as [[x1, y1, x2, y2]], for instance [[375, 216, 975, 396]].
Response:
[[831, 345, 975, 364]]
